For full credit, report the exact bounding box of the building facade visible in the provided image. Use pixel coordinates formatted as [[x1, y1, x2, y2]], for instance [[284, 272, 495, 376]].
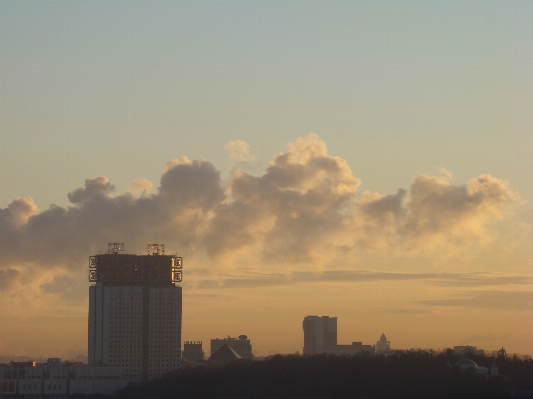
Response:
[[0, 358, 130, 398], [302, 316, 337, 355], [210, 336, 253, 360], [88, 243, 182, 382], [183, 341, 205, 363]]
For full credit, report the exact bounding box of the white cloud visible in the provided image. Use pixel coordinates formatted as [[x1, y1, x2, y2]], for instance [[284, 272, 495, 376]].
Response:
[[0, 134, 520, 294]]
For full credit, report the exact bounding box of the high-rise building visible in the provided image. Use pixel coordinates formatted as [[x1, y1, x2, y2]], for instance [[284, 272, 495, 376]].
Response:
[[210, 335, 253, 360], [88, 243, 182, 382], [302, 316, 337, 355]]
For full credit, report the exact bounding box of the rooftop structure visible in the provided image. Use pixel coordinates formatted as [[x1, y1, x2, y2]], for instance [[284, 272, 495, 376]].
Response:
[[210, 336, 253, 360], [376, 333, 390, 354], [208, 345, 243, 367], [183, 341, 205, 363]]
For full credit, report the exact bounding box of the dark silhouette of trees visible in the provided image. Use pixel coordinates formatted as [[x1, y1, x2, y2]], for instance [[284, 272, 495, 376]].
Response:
[[103, 350, 532, 399]]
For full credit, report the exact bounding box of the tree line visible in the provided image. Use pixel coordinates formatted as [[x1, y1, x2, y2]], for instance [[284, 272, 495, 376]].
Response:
[[103, 350, 533, 399]]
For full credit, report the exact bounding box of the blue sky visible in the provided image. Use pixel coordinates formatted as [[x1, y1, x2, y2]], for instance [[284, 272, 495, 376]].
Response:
[[2, 1, 532, 208]]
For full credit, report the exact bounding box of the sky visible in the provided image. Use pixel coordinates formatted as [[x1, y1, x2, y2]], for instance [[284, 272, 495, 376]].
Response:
[[1, 0, 533, 359]]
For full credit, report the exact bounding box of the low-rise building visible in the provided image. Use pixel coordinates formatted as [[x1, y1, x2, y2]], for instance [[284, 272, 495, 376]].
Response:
[[0, 358, 131, 398], [327, 342, 375, 355], [183, 341, 205, 363], [454, 345, 483, 356]]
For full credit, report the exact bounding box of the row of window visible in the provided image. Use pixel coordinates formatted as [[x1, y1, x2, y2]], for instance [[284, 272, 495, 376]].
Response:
[[3, 382, 80, 394], [110, 326, 142, 329], [1, 382, 15, 392]]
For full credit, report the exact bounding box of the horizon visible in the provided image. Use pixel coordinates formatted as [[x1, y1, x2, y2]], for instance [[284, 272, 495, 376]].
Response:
[[1, 1, 532, 359], [0, 341, 517, 363]]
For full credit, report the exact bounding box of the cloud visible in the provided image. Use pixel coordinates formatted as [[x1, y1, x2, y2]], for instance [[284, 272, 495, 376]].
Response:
[[40, 274, 86, 303], [356, 173, 516, 254], [194, 270, 533, 290], [0, 157, 224, 272], [67, 176, 115, 204], [381, 308, 431, 315], [421, 290, 533, 311], [127, 178, 153, 195], [225, 140, 253, 162], [205, 133, 361, 264], [2, 197, 39, 227], [161, 156, 225, 212], [431, 273, 533, 287], [0, 268, 20, 291], [0, 133, 521, 295]]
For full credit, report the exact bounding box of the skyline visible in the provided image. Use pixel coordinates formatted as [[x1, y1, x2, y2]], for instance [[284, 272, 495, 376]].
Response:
[[1, 1, 533, 358]]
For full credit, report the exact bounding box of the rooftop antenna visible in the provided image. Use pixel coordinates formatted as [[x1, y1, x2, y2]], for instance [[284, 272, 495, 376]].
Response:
[[147, 243, 164, 255], [108, 243, 124, 254]]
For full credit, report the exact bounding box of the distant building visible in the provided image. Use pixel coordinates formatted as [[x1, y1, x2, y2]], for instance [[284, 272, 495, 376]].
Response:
[[491, 359, 498, 376], [210, 336, 253, 360], [455, 358, 492, 375], [208, 345, 243, 367], [376, 333, 390, 354], [183, 341, 205, 363], [328, 342, 375, 355], [302, 316, 376, 355], [0, 358, 130, 397], [453, 345, 483, 356], [88, 243, 183, 382], [302, 316, 337, 355], [75, 355, 88, 364]]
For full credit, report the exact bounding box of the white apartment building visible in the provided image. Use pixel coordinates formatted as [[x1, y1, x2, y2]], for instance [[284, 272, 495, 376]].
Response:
[[88, 243, 182, 382]]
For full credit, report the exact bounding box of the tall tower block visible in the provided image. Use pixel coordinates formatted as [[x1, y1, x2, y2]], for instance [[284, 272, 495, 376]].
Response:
[[302, 316, 337, 355], [88, 243, 182, 382]]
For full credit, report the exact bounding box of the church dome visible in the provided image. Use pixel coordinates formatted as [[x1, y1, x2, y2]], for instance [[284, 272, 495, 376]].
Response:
[[455, 358, 477, 370]]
